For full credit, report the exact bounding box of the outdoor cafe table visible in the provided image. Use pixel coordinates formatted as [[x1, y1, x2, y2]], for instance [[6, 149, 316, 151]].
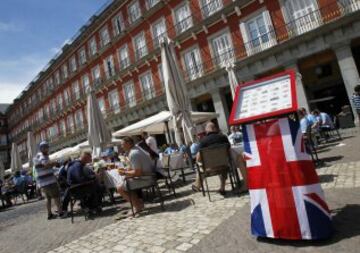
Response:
[[159, 152, 187, 182]]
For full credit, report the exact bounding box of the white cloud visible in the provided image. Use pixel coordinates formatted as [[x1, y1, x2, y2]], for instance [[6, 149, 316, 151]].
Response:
[[0, 21, 22, 32], [0, 54, 51, 104]]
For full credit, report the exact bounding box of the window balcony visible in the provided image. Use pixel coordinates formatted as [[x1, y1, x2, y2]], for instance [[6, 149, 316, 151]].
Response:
[[135, 46, 148, 61], [143, 88, 156, 100], [153, 32, 167, 49], [201, 0, 223, 18], [119, 58, 131, 70], [174, 15, 193, 35]]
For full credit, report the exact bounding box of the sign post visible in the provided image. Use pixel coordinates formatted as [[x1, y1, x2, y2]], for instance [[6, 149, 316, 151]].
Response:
[[229, 70, 332, 240]]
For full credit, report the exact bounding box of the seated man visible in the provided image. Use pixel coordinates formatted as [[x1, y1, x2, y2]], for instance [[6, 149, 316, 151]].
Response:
[[192, 122, 231, 195], [62, 152, 101, 216], [116, 136, 155, 216]]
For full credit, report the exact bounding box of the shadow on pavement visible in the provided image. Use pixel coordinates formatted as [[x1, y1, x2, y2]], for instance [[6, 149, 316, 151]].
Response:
[[318, 174, 337, 183], [257, 204, 360, 247]]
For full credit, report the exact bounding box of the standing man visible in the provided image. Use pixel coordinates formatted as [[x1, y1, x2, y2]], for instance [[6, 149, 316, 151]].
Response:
[[142, 132, 159, 154], [352, 85, 360, 125], [33, 141, 63, 220]]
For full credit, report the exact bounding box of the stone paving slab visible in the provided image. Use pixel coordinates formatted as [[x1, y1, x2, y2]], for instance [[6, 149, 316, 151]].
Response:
[[47, 161, 360, 253]]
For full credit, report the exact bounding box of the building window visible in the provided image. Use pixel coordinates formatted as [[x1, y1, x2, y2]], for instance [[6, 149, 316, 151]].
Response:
[[139, 72, 155, 100], [0, 151, 8, 163], [104, 55, 116, 79], [100, 26, 111, 47], [50, 99, 57, 114], [152, 18, 167, 48], [240, 10, 277, 56], [57, 95, 63, 110], [63, 88, 71, 107], [200, 0, 223, 18], [134, 32, 147, 60], [123, 82, 136, 107], [97, 97, 106, 115], [183, 47, 203, 80], [67, 114, 75, 134], [79, 47, 87, 65], [92, 65, 101, 84], [69, 56, 77, 73], [55, 71, 61, 85], [210, 31, 234, 66], [62, 64, 69, 79], [108, 89, 120, 113], [118, 45, 130, 70], [112, 13, 125, 36], [59, 120, 66, 136], [72, 81, 81, 100], [146, 0, 160, 10], [158, 64, 164, 86], [282, 0, 320, 35], [41, 130, 47, 141], [174, 3, 193, 34], [89, 37, 98, 56], [82, 74, 90, 92], [75, 109, 84, 129], [128, 0, 142, 24]]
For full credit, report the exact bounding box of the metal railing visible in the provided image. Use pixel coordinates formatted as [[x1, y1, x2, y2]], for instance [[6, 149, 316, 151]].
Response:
[[135, 46, 148, 61], [174, 15, 194, 34], [201, 0, 223, 18], [119, 58, 131, 70]]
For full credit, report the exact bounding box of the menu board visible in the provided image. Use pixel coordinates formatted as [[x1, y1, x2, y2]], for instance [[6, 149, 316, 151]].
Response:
[[229, 70, 298, 125]]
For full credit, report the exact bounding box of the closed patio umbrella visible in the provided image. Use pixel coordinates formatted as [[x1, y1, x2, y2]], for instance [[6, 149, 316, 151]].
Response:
[[160, 38, 195, 145], [225, 62, 239, 99], [10, 142, 22, 173], [27, 131, 37, 168], [87, 87, 112, 158]]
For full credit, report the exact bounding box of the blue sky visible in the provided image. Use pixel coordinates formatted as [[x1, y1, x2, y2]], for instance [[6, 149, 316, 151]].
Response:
[[0, 0, 109, 104]]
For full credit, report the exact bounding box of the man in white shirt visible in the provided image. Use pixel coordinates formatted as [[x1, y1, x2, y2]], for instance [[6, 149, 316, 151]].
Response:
[[142, 132, 159, 154]]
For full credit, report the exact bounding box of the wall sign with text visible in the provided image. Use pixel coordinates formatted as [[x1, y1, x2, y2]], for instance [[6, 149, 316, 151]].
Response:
[[229, 70, 298, 125]]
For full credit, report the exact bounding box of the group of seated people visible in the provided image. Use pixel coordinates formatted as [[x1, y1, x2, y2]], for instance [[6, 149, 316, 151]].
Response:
[[0, 170, 36, 208]]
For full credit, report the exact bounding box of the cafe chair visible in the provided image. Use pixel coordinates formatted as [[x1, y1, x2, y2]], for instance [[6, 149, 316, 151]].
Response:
[[13, 181, 28, 204], [125, 175, 164, 217], [196, 144, 236, 202], [68, 180, 97, 223], [159, 155, 177, 197]]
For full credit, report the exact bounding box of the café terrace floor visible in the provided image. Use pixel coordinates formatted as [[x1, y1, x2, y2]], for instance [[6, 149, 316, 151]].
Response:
[[1, 129, 359, 253]]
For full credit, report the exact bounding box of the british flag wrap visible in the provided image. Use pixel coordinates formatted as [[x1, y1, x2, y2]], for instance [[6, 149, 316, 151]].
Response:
[[242, 117, 332, 240]]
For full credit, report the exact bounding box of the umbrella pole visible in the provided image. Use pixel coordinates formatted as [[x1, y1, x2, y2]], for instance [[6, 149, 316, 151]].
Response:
[[165, 121, 172, 144]]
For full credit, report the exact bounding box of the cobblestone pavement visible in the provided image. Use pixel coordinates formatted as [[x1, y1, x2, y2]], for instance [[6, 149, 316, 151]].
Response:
[[1, 131, 359, 253]]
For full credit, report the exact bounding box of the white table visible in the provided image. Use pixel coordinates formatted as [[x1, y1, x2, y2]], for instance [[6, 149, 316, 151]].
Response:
[[104, 169, 124, 189]]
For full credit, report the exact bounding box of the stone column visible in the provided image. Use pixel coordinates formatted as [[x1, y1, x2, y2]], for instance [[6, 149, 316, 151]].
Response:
[[286, 63, 310, 112], [210, 89, 230, 134], [334, 43, 360, 124]]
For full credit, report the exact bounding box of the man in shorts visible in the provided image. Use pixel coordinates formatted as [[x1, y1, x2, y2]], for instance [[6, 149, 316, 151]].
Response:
[[33, 141, 63, 219], [116, 136, 155, 216]]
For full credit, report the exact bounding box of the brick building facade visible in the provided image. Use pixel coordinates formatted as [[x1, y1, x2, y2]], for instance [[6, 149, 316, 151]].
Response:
[[5, 0, 360, 162], [0, 104, 10, 171]]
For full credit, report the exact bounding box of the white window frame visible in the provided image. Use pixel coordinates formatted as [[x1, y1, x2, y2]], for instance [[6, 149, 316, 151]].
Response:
[[69, 55, 77, 73], [133, 32, 148, 60], [128, 0, 142, 24], [104, 55, 116, 79], [123, 81, 136, 107], [97, 97, 106, 116], [59, 119, 66, 136], [239, 9, 277, 56], [62, 64, 68, 79], [200, 0, 223, 18], [79, 47, 87, 65], [108, 89, 121, 113], [112, 13, 125, 36], [181, 45, 203, 81], [55, 71, 61, 85], [82, 74, 90, 92], [57, 94, 63, 110], [75, 109, 84, 129], [89, 37, 98, 56], [151, 17, 167, 48], [92, 65, 101, 83], [208, 29, 234, 67], [100, 26, 111, 47], [173, 2, 193, 34], [72, 81, 81, 100], [118, 45, 131, 70], [139, 71, 155, 100], [67, 114, 75, 134], [146, 0, 160, 10]]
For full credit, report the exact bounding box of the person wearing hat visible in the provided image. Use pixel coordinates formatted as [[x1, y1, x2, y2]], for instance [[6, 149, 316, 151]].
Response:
[[33, 141, 63, 219]]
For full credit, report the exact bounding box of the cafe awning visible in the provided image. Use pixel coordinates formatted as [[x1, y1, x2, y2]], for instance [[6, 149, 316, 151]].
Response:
[[113, 111, 218, 137]]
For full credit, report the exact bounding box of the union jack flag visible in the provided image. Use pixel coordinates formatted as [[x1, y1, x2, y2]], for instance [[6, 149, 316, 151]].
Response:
[[242, 117, 332, 240]]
